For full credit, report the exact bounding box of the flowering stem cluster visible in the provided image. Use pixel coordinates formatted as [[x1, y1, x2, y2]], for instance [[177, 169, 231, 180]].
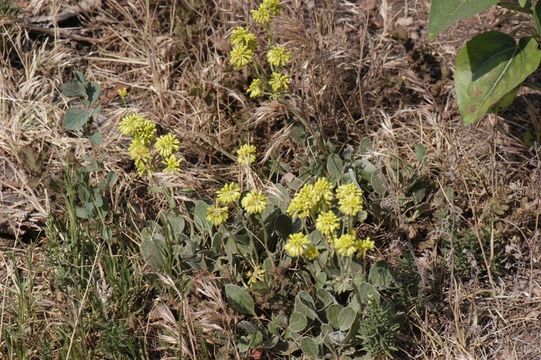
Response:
[[118, 114, 182, 175], [229, 0, 292, 98]]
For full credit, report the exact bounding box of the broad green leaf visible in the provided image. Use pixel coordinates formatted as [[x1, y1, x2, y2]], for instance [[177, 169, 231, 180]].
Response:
[[455, 32, 541, 125], [338, 306, 357, 331], [300, 337, 319, 358], [368, 261, 394, 289], [488, 86, 519, 113], [63, 108, 89, 130], [288, 311, 307, 333], [61, 80, 86, 98], [224, 284, 256, 316], [428, 0, 498, 38]]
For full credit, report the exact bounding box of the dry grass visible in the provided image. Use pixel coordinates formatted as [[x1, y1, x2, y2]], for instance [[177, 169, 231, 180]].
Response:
[[1, 0, 541, 359]]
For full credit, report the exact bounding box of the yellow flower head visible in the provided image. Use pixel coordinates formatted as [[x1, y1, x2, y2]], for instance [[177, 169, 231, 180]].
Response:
[[251, 7, 271, 24], [231, 26, 257, 49], [287, 184, 317, 219], [313, 177, 334, 208], [316, 211, 340, 237], [216, 183, 241, 205], [246, 265, 266, 286], [336, 183, 364, 216], [128, 139, 151, 162], [163, 154, 181, 173], [119, 114, 157, 145], [333, 233, 357, 257], [237, 144, 257, 165], [154, 133, 180, 158], [230, 44, 254, 69], [241, 190, 267, 215], [269, 72, 291, 93], [267, 45, 291, 67], [252, 0, 281, 24], [304, 244, 320, 260], [247, 78, 264, 98], [356, 237, 375, 258], [206, 204, 229, 226], [263, 0, 281, 15], [118, 87, 128, 99], [284, 232, 310, 257]]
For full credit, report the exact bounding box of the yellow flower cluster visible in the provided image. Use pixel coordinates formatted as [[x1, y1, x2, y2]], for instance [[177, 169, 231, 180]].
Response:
[[282, 178, 374, 259], [332, 233, 375, 258], [247, 78, 264, 98], [119, 114, 156, 145], [246, 265, 266, 286], [241, 191, 268, 215], [336, 183, 364, 216], [216, 183, 241, 205], [119, 114, 182, 175], [284, 232, 319, 259], [269, 72, 291, 93], [267, 45, 291, 67], [251, 0, 281, 25], [287, 177, 333, 219], [230, 26, 256, 69], [237, 144, 257, 165], [206, 204, 229, 226]]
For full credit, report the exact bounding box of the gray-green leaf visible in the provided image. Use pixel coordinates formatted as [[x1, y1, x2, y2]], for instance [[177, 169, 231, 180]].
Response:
[[61, 80, 87, 98], [288, 311, 307, 333], [224, 284, 256, 316], [428, 0, 498, 38], [368, 261, 394, 290], [64, 108, 89, 130], [455, 32, 541, 125], [338, 306, 357, 332], [300, 337, 319, 358]]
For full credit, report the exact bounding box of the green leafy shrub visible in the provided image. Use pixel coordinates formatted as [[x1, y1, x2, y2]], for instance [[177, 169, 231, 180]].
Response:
[[429, 0, 541, 124]]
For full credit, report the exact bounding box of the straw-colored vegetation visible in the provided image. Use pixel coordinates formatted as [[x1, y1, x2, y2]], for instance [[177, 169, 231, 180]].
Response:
[[1, 0, 540, 359]]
